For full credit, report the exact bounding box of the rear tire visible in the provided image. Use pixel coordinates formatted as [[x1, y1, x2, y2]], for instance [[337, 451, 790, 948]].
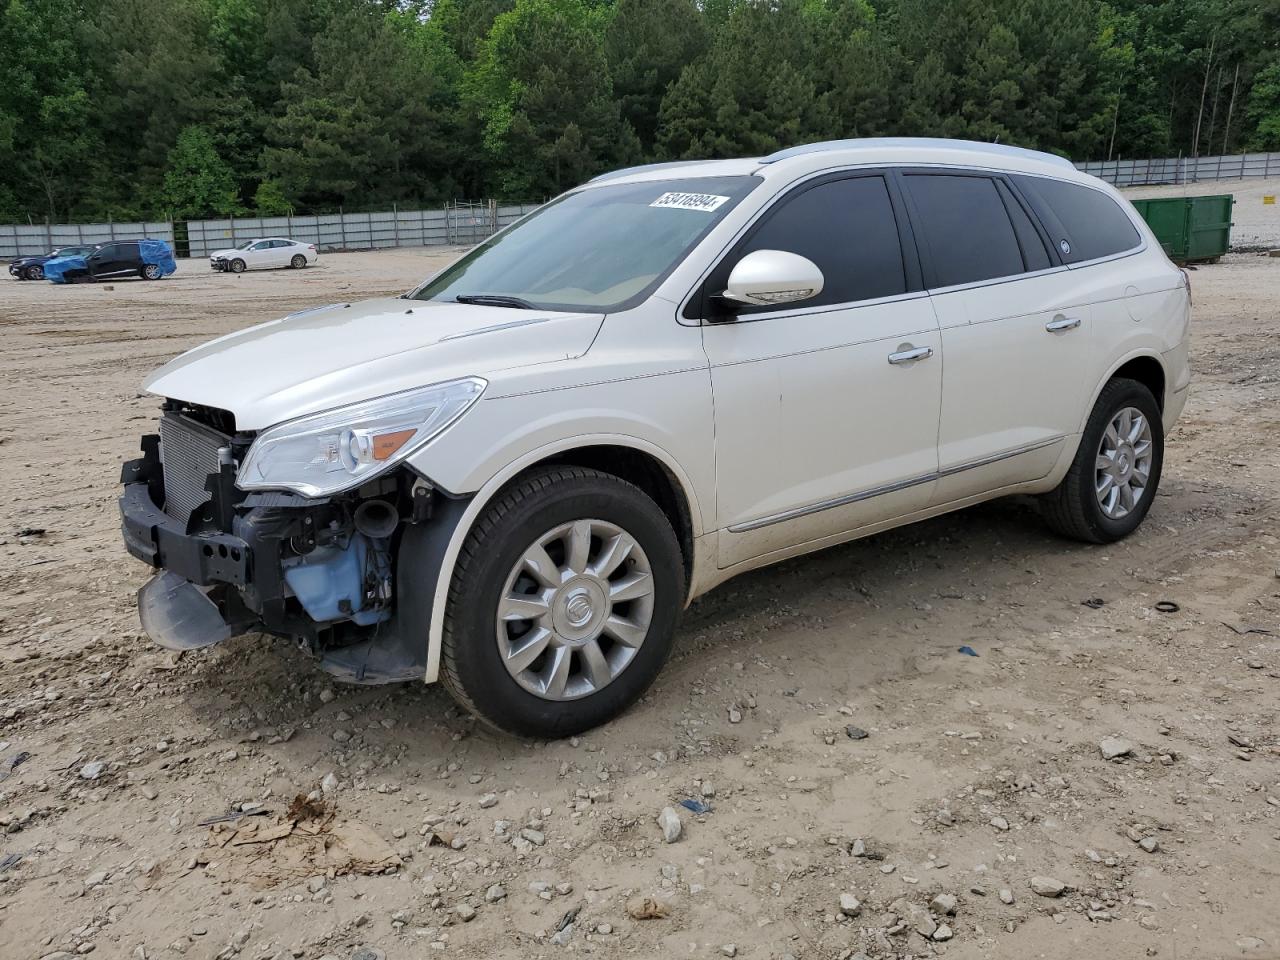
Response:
[[1040, 377, 1164, 543], [290, 254, 307, 269], [24, 265, 42, 281], [440, 466, 684, 737], [140, 263, 162, 280], [230, 258, 246, 274]]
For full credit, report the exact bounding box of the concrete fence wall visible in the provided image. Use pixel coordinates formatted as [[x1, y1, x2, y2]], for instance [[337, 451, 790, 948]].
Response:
[[1, 202, 542, 261], [1076, 152, 1280, 187]]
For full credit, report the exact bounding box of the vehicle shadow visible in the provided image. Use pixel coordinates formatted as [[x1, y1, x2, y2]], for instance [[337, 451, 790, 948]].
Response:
[[174, 493, 1090, 755]]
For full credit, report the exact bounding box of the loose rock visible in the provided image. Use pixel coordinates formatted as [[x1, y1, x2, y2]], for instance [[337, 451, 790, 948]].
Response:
[[1099, 737, 1135, 760], [839, 892, 862, 917], [1029, 876, 1066, 898], [657, 806, 682, 843], [930, 893, 958, 916]]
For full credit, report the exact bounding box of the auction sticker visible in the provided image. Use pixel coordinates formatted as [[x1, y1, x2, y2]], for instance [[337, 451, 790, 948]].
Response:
[[650, 192, 730, 212]]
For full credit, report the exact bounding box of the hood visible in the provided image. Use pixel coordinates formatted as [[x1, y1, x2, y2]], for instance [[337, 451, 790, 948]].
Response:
[[209, 248, 241, 259], [143, 297, 604, 430]]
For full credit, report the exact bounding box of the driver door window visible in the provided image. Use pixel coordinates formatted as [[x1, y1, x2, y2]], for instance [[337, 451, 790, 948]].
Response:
[[698, 177, 908, 317]]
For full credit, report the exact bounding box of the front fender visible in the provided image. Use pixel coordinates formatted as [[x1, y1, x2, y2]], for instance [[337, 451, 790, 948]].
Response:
[[413, 432, 707, 683]]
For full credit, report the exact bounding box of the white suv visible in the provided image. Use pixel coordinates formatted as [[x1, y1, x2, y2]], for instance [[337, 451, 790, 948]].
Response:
[[119, 138, 1191, 736]]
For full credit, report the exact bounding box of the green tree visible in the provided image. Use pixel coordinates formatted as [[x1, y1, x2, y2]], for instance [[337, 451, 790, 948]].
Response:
[[604, 0, 709, 150], [434, 0, 515, 60], [656, 0, 830, 159], [0, 0, 100, 221], [159, 125, 243, 218], [1245, 58, 1280, 149], [262, 4, 456, 209], [253, 178, 293, 215], [466, 0, 638, 196]]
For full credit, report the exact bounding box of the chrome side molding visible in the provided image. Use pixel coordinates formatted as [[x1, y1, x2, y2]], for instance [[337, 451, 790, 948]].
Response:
[[727, 435, 1066, 533]]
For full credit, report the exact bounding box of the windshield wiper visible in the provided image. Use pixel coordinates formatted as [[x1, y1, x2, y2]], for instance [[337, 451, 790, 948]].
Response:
[[454, 293, 534, 309]]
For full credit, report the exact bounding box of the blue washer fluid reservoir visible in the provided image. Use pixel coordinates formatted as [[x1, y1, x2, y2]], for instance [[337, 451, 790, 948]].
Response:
[[282, 534, 391, 626]]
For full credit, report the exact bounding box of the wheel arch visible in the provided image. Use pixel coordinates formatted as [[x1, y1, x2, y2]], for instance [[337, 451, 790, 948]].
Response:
[[1079, 350, 1166, 434], [419, 435, 705, 683]]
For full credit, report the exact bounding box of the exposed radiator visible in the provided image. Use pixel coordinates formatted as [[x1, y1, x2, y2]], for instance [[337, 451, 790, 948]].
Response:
[[158, 414, 226, 524]]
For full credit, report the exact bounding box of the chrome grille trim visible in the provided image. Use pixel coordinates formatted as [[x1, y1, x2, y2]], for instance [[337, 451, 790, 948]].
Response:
[[158, 414, 226, 523]]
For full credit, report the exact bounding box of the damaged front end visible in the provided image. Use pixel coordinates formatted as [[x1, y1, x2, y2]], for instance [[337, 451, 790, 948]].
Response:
[[119, 399, 463, 682]]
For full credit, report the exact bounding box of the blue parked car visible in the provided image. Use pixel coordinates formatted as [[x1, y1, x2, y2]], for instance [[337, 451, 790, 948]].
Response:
[[8, 244, 98, 281], [44, 239, 177, 283]]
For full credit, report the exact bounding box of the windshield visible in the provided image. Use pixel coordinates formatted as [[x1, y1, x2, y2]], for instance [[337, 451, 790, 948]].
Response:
[[409, 175, 760, 312]]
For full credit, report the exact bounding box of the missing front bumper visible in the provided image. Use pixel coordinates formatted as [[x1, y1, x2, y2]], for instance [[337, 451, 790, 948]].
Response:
[[137, 570, 235, 651]]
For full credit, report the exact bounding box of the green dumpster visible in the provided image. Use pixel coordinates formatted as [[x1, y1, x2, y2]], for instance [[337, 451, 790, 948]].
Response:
[[1130, 194, 1233, 263]]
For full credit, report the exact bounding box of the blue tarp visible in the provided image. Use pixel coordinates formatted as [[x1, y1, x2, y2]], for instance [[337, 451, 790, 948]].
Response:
[[45, 238, 176, 283], [140, 238, 177, 277], [42, 253, 88, 283]]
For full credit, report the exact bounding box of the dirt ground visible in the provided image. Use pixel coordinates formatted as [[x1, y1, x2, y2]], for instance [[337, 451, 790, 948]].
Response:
[[1, 236, 1278, 960]]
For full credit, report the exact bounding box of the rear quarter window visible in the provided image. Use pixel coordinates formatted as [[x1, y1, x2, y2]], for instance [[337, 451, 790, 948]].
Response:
[[1014, 176, 1142, 263]]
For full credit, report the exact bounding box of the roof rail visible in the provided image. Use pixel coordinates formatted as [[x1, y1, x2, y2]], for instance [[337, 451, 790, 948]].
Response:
[[588, 160, 725, 184], [759, 137, 1076, 170]]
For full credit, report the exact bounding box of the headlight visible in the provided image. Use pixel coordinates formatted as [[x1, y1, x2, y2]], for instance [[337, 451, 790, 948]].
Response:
[[237, 377, 486, 497]]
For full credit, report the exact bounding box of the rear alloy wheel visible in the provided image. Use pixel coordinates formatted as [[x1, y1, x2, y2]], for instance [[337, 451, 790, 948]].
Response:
[[290, 254, 307, 269], [141, 263, 162, 280], [24, 265, 43, 281], [441, 466, 683, 737], [1040, 377, 1164, 543], [230, 258, 246, 274]]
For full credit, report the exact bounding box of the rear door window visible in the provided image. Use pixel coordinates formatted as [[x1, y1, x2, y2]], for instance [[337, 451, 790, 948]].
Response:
[[903, 174, 1026, 287], [705, 174, 907, 315], [1014, 176, 1141, 263]]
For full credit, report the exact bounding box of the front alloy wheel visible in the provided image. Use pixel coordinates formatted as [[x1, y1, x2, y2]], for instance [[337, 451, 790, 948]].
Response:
[[497, 519, 654, 701], [24, 265, 43, 281], [441, 466, 683, 737]]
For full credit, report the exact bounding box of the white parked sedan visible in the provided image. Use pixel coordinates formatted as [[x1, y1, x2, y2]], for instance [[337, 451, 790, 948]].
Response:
[[210, 237, 318, 273], [122, 138, 1190, 737]]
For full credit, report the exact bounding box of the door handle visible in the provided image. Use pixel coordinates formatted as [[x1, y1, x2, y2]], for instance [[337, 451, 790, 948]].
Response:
[[1045, 315, 1081, 333], [887, 345, 933, 365]]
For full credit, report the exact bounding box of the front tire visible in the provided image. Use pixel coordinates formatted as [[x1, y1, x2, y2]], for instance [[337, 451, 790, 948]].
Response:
[[24, 265, 43, 281], [1040, 377, 1164, 543], [440, 466, 684, 737], [230, 258, 246, 274]]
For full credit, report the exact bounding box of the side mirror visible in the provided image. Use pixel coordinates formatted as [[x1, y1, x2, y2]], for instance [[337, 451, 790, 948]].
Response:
[[721, 249, 824, 307]]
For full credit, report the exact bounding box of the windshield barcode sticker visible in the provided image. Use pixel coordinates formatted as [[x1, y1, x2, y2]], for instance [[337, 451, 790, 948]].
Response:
[[650, 192, 730, 213]]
